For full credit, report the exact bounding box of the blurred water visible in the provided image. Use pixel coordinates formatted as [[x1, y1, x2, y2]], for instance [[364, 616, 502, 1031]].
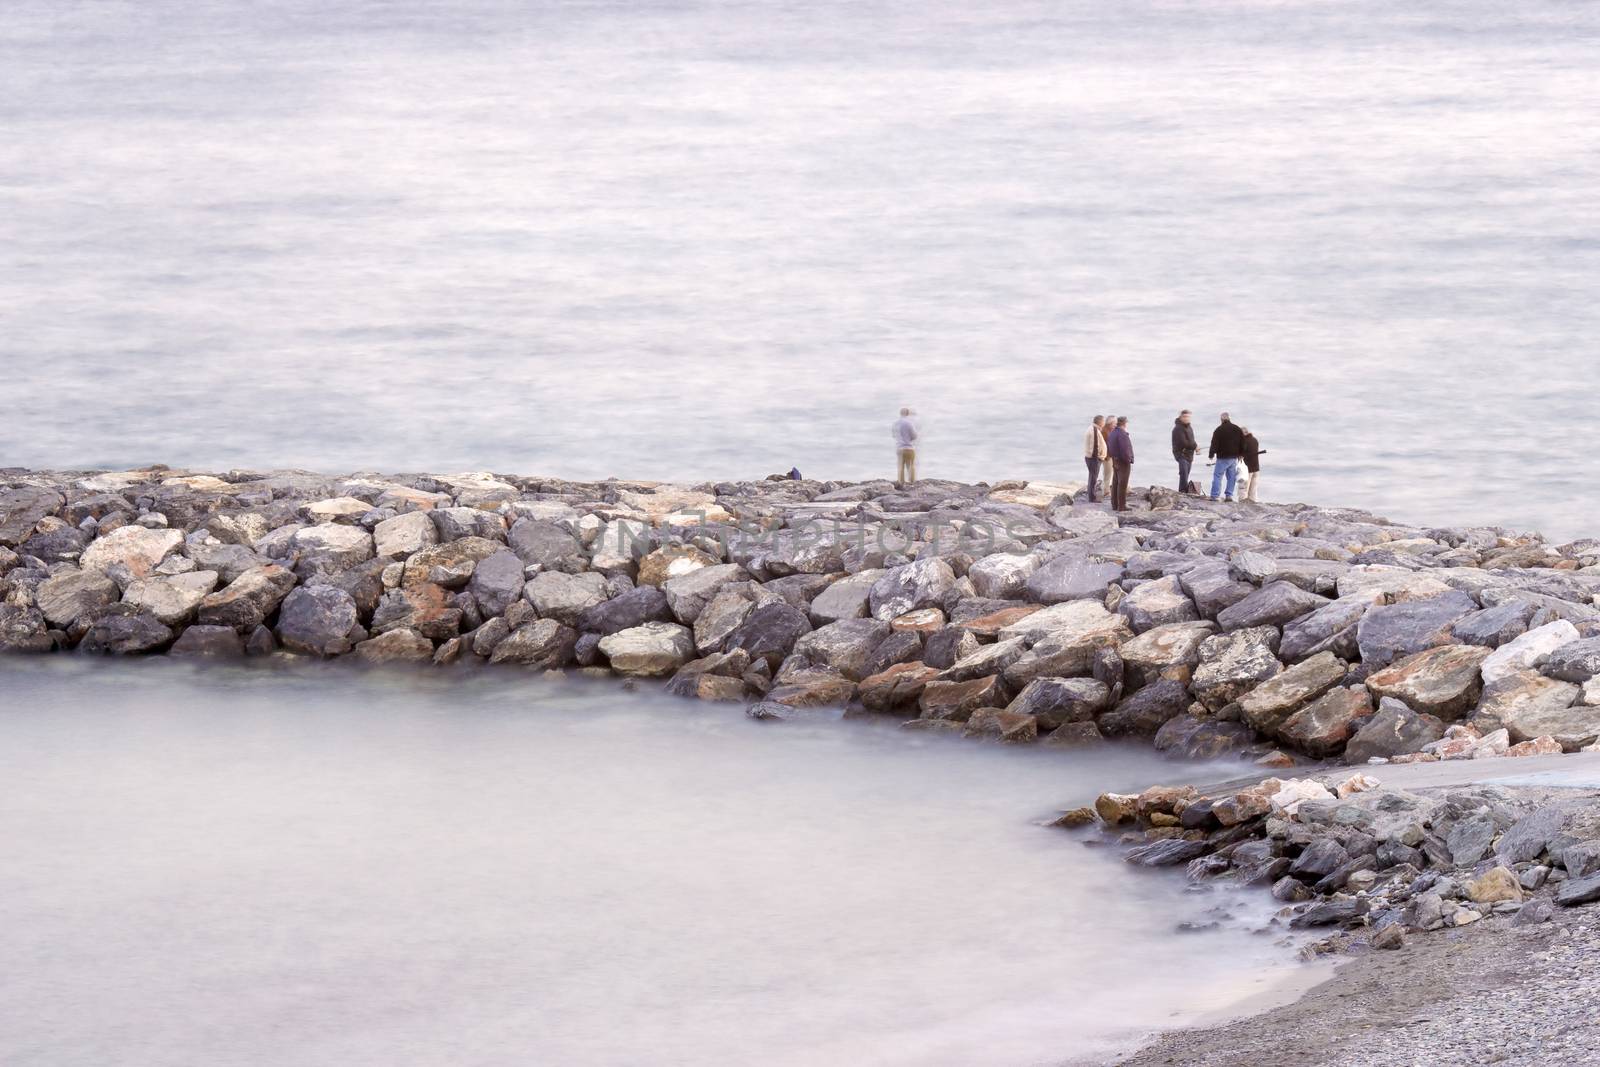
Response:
[[1, 0, 1596, 537], [0, 658, 1310, 1066]]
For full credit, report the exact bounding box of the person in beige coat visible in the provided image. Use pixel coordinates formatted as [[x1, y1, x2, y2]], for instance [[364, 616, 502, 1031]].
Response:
[[1084, 416, 1109, 502], [1100, 413, 1117, 499]]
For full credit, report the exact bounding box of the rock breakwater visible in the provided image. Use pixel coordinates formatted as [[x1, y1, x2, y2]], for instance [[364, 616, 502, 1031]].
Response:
[[4, 466, 1600, 770]]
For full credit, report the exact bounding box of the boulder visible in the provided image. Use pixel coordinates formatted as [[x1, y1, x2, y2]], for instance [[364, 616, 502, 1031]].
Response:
[[120, 570, 218, 626], [79, 526, 184, 586], [287, 523, 374, 575], [276, 585, 360, 656], [371, 583, 462, 639], [1366, 644, 1491, 719], [1004, 677, 1110, 731], [354, 628, 435, 663], [1496, 807, 1568, 866], [1481, 620, 1581, 684], [430, 507, 505, 543], [998, 599, 1131, 645], [36, 568, 120, 628], [0, 604, 53, 653], [923, 627, 981, 670], [168, 624, 245, 657], [1153, 715, 1256, 759], [1117, 621, 1216, 689], [300, 496, 370, 523], [691, 589, 753, 654], [869, 559, 957, 620], [1025, 557, 1124, 605], [1116, 575, 1200, 633], [196, 564, 298, 633], [951, 604, 1038, 639], [1216, 582, 1329, 632], [488, 619, 577, 668], [597, 621, 696, 676], [401, 537, 503, 589], [792, 618, 891, 680], [1355, 590, 1479, 669], [464, 550, 526, 618], [0, 486, 62, 547], [807, 570, 884, 626], [1279, 593, 1380, 662], [525, 571, 608, 626], [1555, 872, 1600, 907], [636, 544, 717, 588], [1098, 678, 1188, 737], [1278, 687, 1374, 758], [1453, 602, 1537, 648], [1476, 669, 1580, 732], [726, 602, 813, 669], [1544, 637, 1600, 683], [1344, 698, 1446, 763], [859, 661, 942, 711], [1042, 721, 1106, 748], [575, 584, 671, 636], [967, 553, 1039, 600], [937, 636, 1026, 683], [373, 512, 439, 559], [1192, 629, 1283, 712], [1500, 682, 1599, 751], [19, 518, 87, 564], [78, 605, 173, 654], [763, 666, 856, 708], [1178, 560, 1255, 620], [663, 564, 747, 624], [919, 676, 1007, 721], [963, 708, 1037, 743], [508, 518, 585, 570], [1237, 652, 1347, 735], [1003, 620, 1131, 689]]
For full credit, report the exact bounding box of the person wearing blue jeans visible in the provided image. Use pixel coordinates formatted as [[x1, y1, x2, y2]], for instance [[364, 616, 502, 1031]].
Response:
[[1207, 412, 1246, 502]]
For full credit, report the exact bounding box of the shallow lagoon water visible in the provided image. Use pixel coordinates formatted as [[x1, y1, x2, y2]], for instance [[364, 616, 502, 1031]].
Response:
[[1, 657, 1311, 1066]]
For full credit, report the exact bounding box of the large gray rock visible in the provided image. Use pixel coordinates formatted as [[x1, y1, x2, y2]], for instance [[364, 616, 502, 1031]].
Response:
[[0, 604, 53, 653], [1475, 670, 1581, 734], [663, 564, 747, 624], [1116, 575, 1200, 633], [1453, 602, 1537, 648], [1496, 807, 1568, 866], [937, 635, 1026, 684], [370, 583, 463, 639], [597, 621, 696, 677], [792, 618, 891, 680], [118, 569, 218, 627], [1153, 715, 1256, 759], [1278, 687, 1374, 758], [19, 518, 87, 564], [80, 526, 184, 587], [807, 569, 884, 626], [287, 523, 374, 575], [1216, 582, 1329, 632], [869, 559, 957, 620], [1025, 557, 1124, 605], [276, 585, 360, 656], [1192, 629, 1283, 712], [997, 599, 1130, 645], [1117, 621, 1217, 689], [508, 518, 584, 569], [1366, 644, 1490, 719], [578, 584, 673, 635], [466, 550, 526, 617], [168, 624, 245, 657], [0, 487, 62, 547], [1279, 592, 1380, 662], [726, 602, 813, 669], [692, 589, 753, 654], [355, 628, 436, 663], [1003, 618, 1131, 689], [36, 568, 120, 628], [1344, 698, 1446, 763], [1482, 620, 1581, 684], [373, 512, 439, 559], [967, 553, 1039, 600], [1098, 679, 1189, 737], [1544, 638, 1600, 683], [1237, 652, 1348, 735], [1355, 590, 1479, 669], [488, 619, 577, 668], [1178, 560, 1255, 620], [430, 507, 506, 543], [78, 605, 173, 654], [196, 564, 299, 633], [525, 571, 608, 626], [1004, 677, 1110, 731]]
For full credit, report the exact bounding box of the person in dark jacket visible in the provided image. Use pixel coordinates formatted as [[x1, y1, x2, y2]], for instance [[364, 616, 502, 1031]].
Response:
[[1171, 410, 1197, 493], [1240, 428, 1264, 503], [1107, 416, 1135, 512], [1207, 412, 1246, 502]]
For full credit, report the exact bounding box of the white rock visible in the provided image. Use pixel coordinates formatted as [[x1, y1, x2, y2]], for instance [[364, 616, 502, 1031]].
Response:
[[597, 621, 696, 676], [1269, 779, 1335, 817], [1480, 620, 1582, 685], [1582, 676, 1600, 707], [1334, 773, 1380, 799], [79, 526, 184, 586], [1470, 728, 1512, 759], [374, 512, 439, 559], [122, 570, 219, 625], [301, 496, 371, 523]]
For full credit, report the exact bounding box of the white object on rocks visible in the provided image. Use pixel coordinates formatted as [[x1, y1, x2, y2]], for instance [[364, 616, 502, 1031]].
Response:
[[1470, 728, 1512, 759], [1269, 779, 1334, 817], [1480, 620, 1582, 685], [1334, 773, 1380, 799]]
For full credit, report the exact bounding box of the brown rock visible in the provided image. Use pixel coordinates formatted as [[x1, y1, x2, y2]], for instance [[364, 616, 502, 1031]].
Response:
[[919, 676, 1007, 721], [858, 661, 941, 712], [1366, 644, 1491, 719], [355, 627, 435, 663], [963, 708, 1038, 743]]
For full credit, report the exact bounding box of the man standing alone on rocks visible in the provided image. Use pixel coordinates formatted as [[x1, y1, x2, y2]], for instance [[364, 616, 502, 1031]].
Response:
[[1084, 415, 1109, 502], [1208, 412, 1245, 502], [892, 408, 918, 486], [1107, 416, 1134, 512], [1240, 427, 1264, 503], [1171, 410, 1197, 493]]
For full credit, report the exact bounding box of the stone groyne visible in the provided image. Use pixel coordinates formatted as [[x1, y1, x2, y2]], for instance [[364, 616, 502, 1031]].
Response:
[[3, 466, 1600, 771]]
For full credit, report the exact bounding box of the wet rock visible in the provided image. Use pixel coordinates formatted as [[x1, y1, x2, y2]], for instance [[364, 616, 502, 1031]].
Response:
[[371, 583, 462, 640], [1543, 637, 1600, 683], [859, 661, 941, 711], [196, 564, 298, 633], [465, 550, 526, 617], [663, 563, 748, 624], [1118, 621, 1216, 689], [1290, 839, 1350, 879], [1366, 644, 1490, 720], [168, 624, 244, 657], [763, 665, 855, 708], [120, 570, 218, 626], [1344, 698, 1446, 763], [78, 605, 173, 654], [793, 618, 891, 680], [354, 627, 434, 663], [276, 585, 360, 656], [1192, 628, 1283, 711], [488, 620, 577, 668], [373, 512, 439, 559], [963, 708, 1037, 743], [1481, 620, 1581, 684], [0, 604, 54, 653], [1042, 721, 1105, 747], [1099, 679, 1189, 737], [1238, 651, 1348, 735], [919, 676, 1006, 721], [1356, 590, 1479, 669], [80, 526, 184, 587], [869, 558, 957, 620], [1289, 896, 1369, 929], [1153, 715, 1256, 759], [1005, 677, 1110, 730], [923, 627, 980, 670], [1216, 581, 1328, 632], [1126, 839, 1208, 867], [577, 584, 671, 636], [36, 568, 121, 629], [525, 571, 608, 626], [726, 602, 813, 669], [1278, 687, 1374, 758], [937, 635, 1026, 683], [596, 621, 696, 677]]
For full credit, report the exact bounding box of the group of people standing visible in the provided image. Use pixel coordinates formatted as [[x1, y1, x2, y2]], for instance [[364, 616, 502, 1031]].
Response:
[[1083, 410, 1263, 510]]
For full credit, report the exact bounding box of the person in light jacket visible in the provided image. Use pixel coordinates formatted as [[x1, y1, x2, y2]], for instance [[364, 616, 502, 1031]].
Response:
[[1100, 412, 1117, 500], [892, 408, 918, 485], [1171, 410, 1197, 493], [1106, 416, 1135, 512], [1084, 416, 1109, 502]]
